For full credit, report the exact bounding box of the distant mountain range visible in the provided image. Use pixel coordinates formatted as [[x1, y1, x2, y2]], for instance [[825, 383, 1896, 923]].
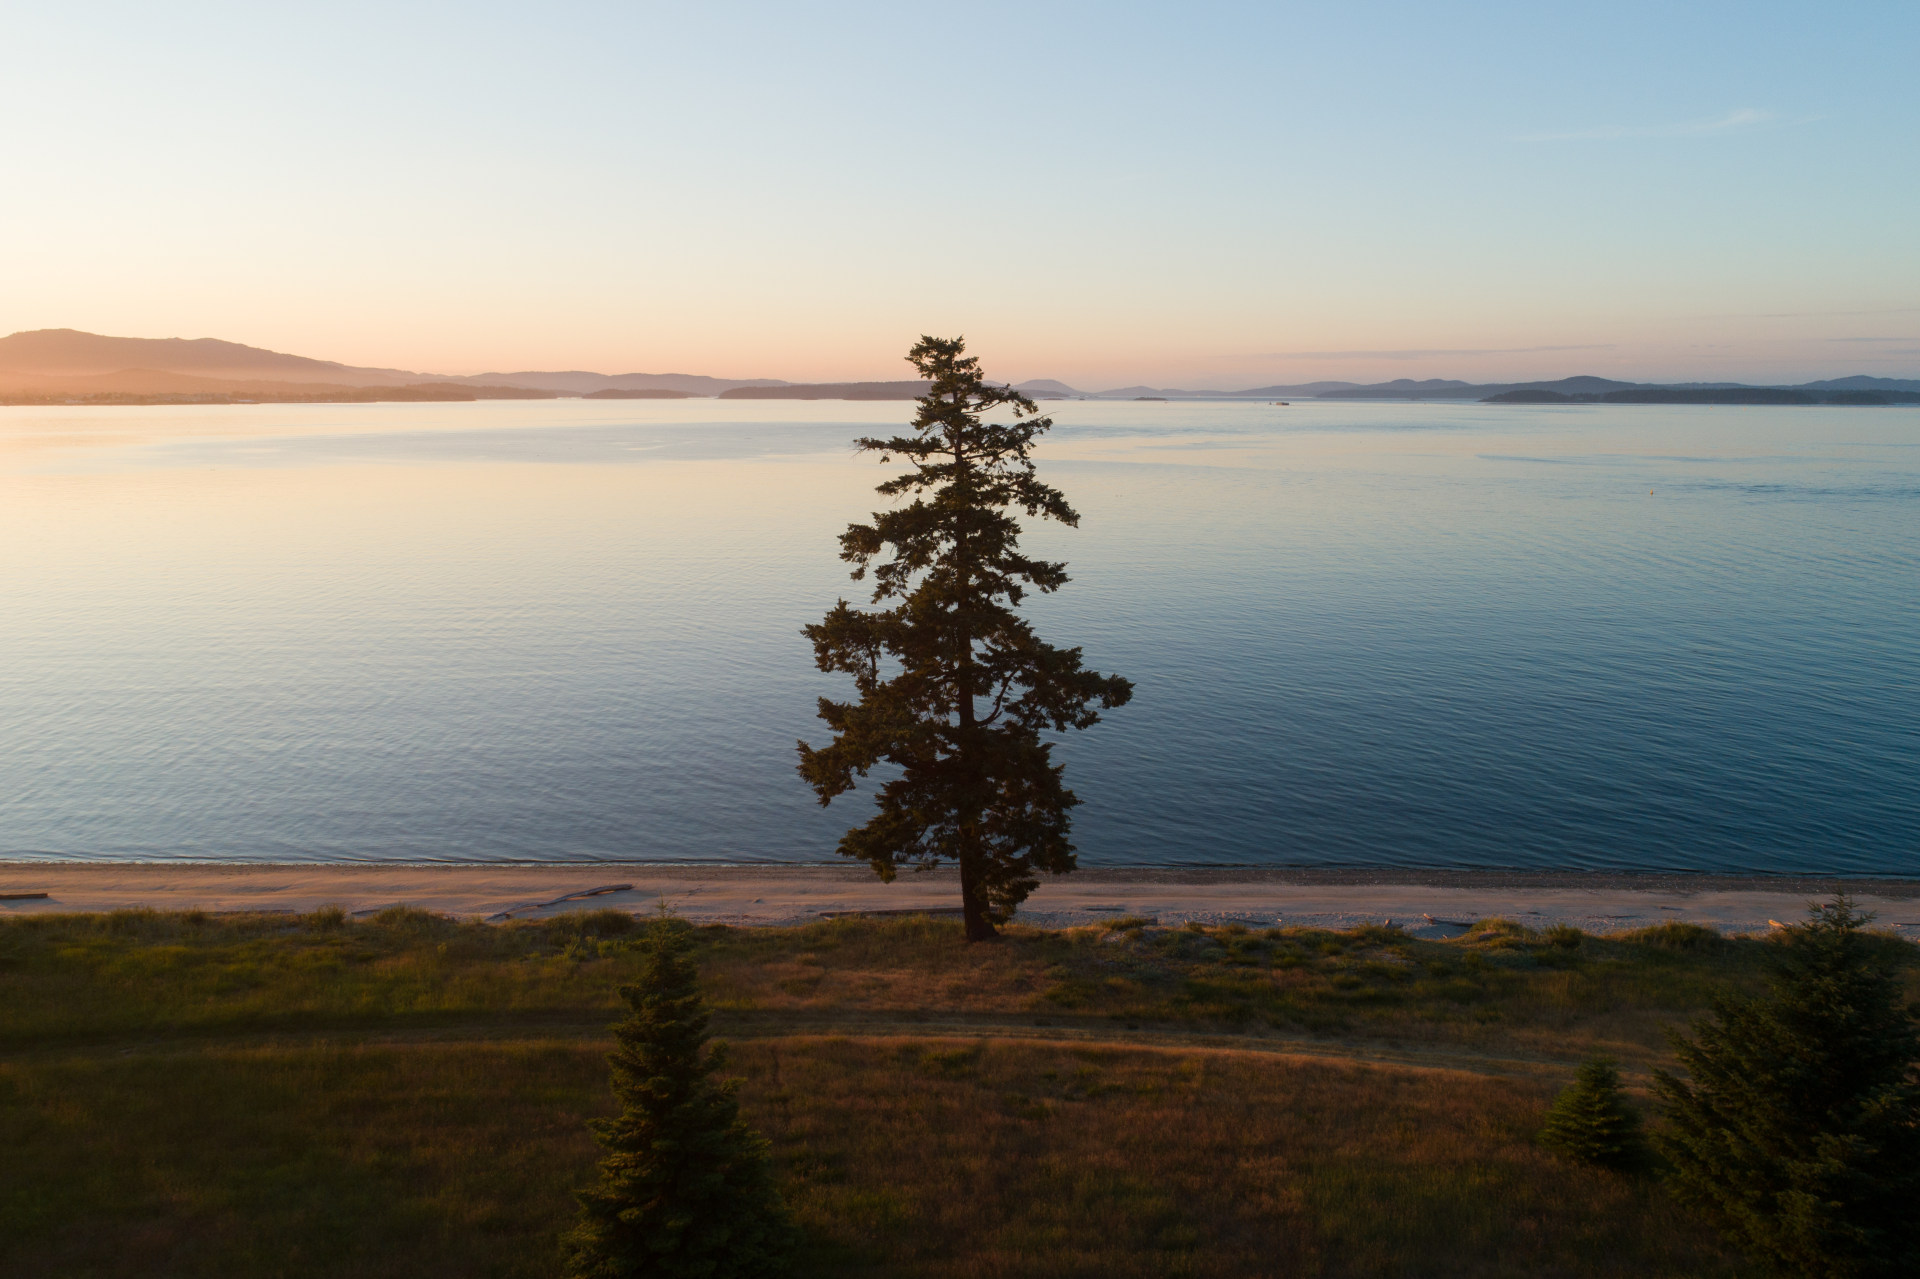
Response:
[[0, 328, 427, 389], [0, 329, 786, 402], [1, 329, 1915, 406]]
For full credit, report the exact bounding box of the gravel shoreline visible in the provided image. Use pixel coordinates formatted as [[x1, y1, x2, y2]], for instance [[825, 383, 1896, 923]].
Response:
[[5, 861, 1917, 938]]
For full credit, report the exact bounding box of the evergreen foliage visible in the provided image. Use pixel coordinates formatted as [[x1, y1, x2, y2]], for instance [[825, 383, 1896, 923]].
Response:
[[798, 336, 1133, 940], [1539, 1057, 1645, 1169], [562, 921, 795, 1278], [1653, 896, 1920, 1278]]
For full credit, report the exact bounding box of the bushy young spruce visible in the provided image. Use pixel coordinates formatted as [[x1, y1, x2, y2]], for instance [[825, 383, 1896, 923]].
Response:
[[562, 920, 795, 1279], [1539, 1057, 1645, 1170], [1654, 897, 1920, 1279]]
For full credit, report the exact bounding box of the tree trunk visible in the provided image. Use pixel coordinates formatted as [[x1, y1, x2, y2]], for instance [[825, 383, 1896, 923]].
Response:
[[958, 839, 995, 941], [953, 550, 995, 941], [955, 675, 995, 940]]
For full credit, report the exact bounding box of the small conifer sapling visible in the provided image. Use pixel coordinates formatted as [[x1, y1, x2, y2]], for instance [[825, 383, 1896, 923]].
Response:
[[562, 920, 795, 1279], [1539, 1057, 1645, 1170]]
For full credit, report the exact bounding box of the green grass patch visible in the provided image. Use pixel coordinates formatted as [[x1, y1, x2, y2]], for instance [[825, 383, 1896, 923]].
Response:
[[9, 909, 1916, 1068]]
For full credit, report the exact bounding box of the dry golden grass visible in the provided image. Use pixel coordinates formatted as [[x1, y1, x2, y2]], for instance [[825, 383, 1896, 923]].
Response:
[[5, 908, 1911, 1276], [7, 907, 1913, 1074], [696, 914, 1853, 1070], [748, 1037, 1737, 1277], [3, 1042, 601, 1277], [2, 1036, 1738, 1278]]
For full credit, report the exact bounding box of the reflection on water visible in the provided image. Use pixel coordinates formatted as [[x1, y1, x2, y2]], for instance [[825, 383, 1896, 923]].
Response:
[[2, 398, 1916, 873]]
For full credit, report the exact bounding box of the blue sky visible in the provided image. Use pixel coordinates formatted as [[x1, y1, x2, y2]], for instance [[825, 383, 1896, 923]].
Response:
[[3, 1, 1915, 385]]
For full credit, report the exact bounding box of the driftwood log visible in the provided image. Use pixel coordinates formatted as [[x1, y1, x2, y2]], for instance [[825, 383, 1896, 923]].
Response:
[[484, 883, 636, 923]]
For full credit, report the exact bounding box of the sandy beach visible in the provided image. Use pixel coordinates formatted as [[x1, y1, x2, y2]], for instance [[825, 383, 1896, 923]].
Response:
[[4, 862, 1916, 940]]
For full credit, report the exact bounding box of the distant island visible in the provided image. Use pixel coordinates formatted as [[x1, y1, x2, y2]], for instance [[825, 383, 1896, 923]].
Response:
[[717, 381, 930, 400], [1483, 385, 1919, 406], [1, 328, 1914, 407], [1061, 373, 1920, 405]]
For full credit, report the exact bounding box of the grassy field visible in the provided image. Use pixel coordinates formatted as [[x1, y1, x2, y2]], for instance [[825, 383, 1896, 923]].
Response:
[[5, 907, 1914, 1276]]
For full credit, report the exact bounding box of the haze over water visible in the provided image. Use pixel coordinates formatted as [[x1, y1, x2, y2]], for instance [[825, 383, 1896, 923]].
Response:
[[2, 398, 1915, 875]]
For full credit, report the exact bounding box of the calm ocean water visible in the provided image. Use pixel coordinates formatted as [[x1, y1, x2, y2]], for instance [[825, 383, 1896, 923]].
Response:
[[2, 398, 1916, 874]]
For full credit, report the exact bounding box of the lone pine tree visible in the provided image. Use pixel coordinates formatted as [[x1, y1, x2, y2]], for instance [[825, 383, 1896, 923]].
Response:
[[562, 920, 795, 1279], [1654, 896, 1920, 1279], [799, 335, 1132, 940]]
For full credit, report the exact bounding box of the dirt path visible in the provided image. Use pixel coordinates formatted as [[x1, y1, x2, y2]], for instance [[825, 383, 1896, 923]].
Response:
[[721, 1013, 1586, 1081], [3, 1008, 1592, 1084]]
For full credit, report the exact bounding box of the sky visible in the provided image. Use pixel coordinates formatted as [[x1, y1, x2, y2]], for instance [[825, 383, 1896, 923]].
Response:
[[3, 1, 1916, 388]]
